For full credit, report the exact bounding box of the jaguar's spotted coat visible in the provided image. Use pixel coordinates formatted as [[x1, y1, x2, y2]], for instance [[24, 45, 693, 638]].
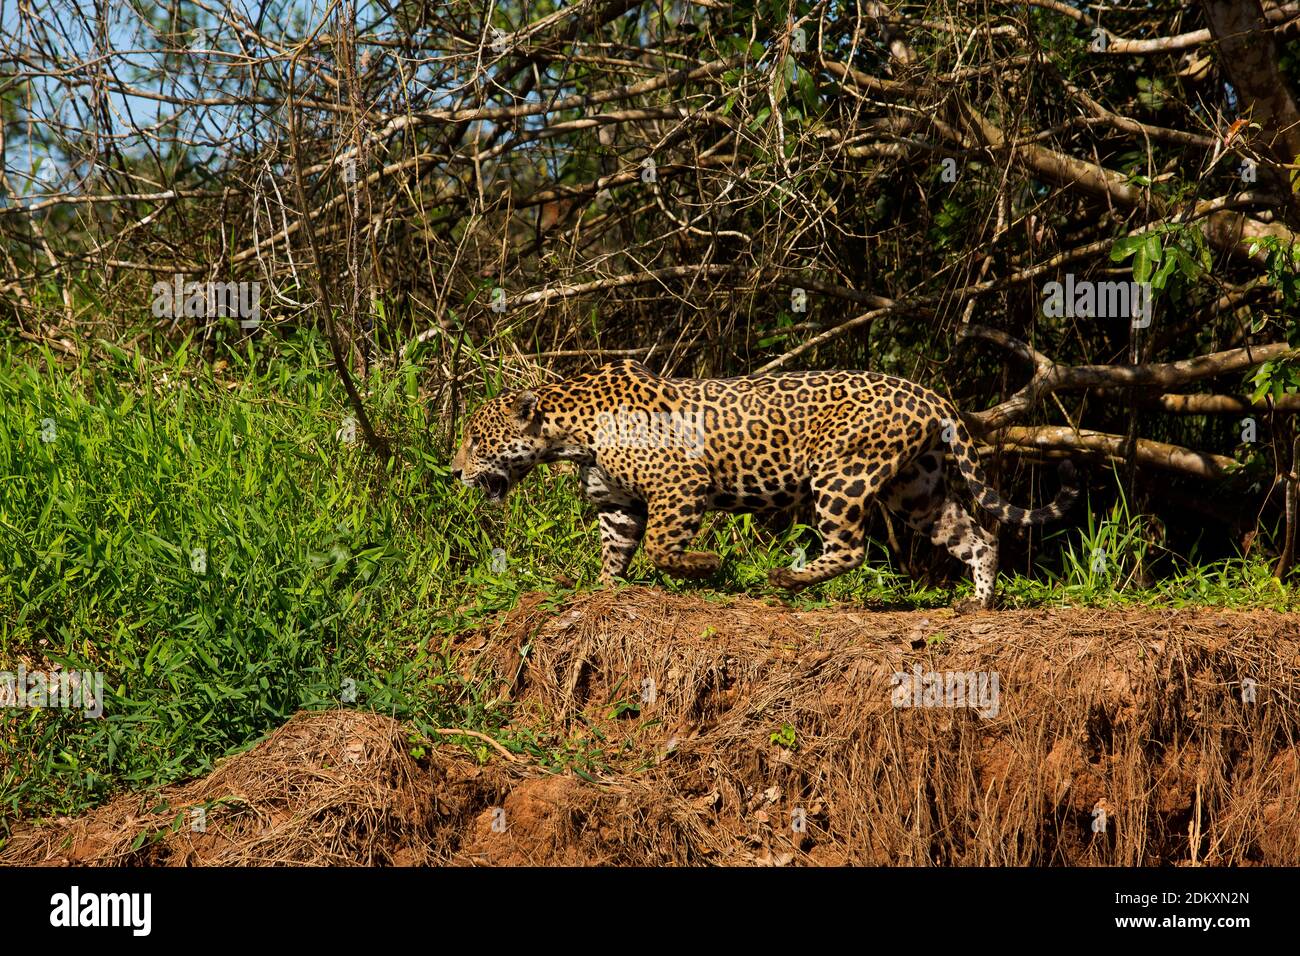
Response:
[[451, 360, 1077, 609]]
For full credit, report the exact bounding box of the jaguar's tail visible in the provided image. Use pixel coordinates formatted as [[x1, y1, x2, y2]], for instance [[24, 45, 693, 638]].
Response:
[[946, 414, 1079, 525]]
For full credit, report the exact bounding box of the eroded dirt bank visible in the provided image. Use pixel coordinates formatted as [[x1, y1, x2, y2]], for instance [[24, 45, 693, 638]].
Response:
[[6, 589, 1299, 865]]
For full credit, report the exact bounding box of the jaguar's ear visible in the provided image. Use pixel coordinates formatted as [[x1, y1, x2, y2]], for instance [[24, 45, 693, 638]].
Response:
[[511, 390, 541, 432]]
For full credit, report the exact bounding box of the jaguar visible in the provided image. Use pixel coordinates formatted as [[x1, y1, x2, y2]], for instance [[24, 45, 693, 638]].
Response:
[[451, 360, 1077, 609]]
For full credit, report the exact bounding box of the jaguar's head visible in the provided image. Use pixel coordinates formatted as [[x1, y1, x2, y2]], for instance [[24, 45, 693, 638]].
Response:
[[451, 390, 546, 503]]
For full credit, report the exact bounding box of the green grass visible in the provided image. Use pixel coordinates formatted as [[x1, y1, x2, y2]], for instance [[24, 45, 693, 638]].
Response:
[[0, 331, 561, 823], [0, 330, 1292, 828]]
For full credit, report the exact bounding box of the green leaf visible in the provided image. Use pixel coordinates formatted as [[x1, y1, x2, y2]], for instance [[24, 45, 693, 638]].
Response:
[[1110, 235, 1143, 261], [1132, 235, 1162, 284], [1151, 254, 1178, 291]]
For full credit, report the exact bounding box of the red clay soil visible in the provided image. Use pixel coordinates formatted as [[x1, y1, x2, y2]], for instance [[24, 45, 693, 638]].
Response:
[[5, 588, 1299, 865]]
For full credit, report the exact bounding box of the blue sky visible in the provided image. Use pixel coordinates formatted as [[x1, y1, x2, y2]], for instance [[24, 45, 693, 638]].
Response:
[[1, 0, 455, 200]]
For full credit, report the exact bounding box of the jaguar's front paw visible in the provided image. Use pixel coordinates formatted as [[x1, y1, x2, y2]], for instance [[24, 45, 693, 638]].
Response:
[[768, 567, 804, 591], [678, 552, 722, 578]]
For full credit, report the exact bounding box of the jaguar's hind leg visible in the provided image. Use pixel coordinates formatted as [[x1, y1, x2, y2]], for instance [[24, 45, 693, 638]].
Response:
[[885, 452, 999, 609], [769, 466, 894, 590], [917, 497, 999, 610]]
